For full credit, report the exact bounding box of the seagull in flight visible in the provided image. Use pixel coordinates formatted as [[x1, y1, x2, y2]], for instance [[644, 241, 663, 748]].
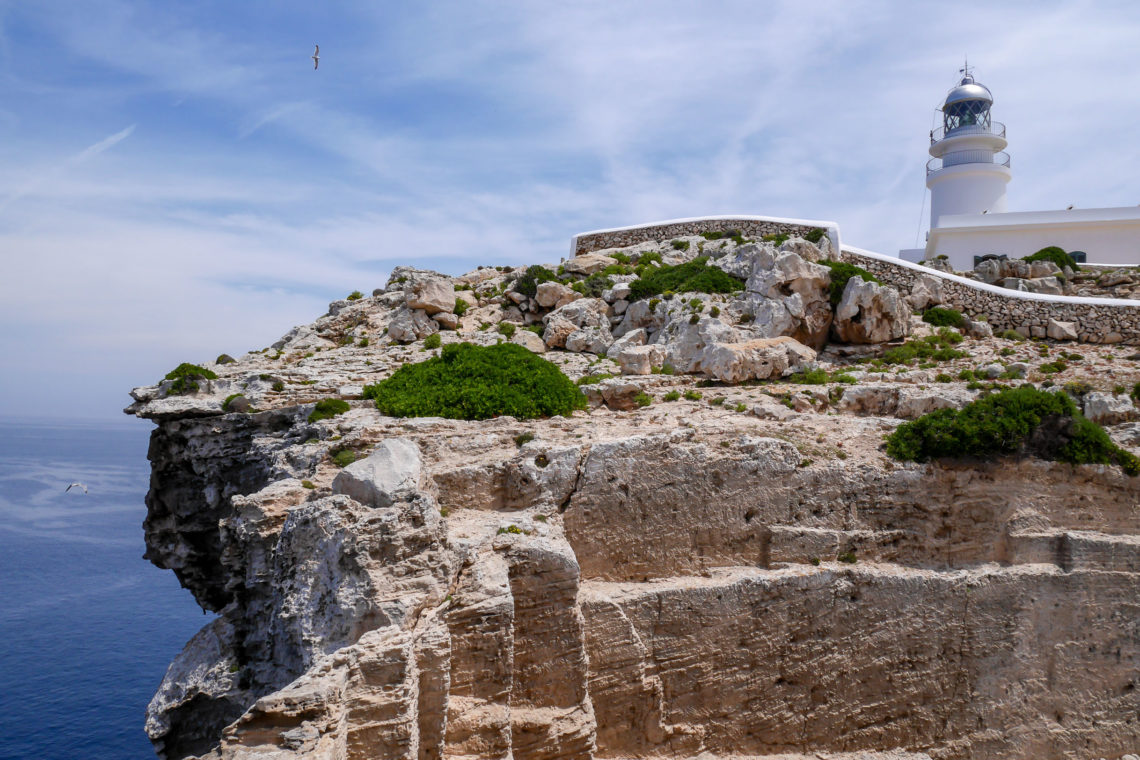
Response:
[[312, 44, 320, 70], [65, 482, 88, 495]]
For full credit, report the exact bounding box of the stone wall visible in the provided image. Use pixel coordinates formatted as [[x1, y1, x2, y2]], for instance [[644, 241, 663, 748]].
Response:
[[841, 246, 1140, 344], [571, 216, 835, 256]]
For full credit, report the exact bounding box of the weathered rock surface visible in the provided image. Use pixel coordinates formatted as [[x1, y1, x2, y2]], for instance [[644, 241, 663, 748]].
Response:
[[128, 235, 1140, 760], [832, 277, 911, 344]]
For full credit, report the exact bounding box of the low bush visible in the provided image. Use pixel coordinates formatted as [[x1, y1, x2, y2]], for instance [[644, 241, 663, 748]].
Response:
[[164, 363, 218, 394], [423, 333, 442, 350], [513, 265, 559, 297], [454, 297, 470, 317], [634, 392, 652, 407], [362, 342, 586, 420], [762, 233, 789, 246], [308, 398, 351, 423], [610, 252, 631, 264], [628, 257, 745, 300], [638, 251, 663, 266], [216, 354, 235, 365], [571, 273, 613, 298], [876, 329, 966, 366], [804, 227, 827, 245], [663, 390, 681, 402], [886, 386, 1139, 475], [497, 322, 517, 339], [837, 551, 857, 564], [331, 449, 357, 468], [576, 373, 616, 386], [701, 231, 725, 241], [819, 260, 880, 307], [671, 240, 689, 251], [347, 290, 364, 301], [684, 389, 703, 401], [513, 431, 535, 446], [922, 307, 966, 329], [788, 368, 829, 385], [1023, 246, 1080, 272]]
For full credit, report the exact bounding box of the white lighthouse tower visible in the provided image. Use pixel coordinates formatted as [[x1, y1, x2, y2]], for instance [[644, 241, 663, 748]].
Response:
[[926, 66, 1010, 229]]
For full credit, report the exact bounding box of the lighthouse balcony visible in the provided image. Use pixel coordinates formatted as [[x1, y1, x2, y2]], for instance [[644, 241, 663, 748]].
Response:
[[930, 121, 1005, 144], [926, 150, 1010, 176]]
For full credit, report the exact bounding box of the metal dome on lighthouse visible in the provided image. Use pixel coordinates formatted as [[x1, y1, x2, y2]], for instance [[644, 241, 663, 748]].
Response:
[[926, 62, 1011, 230]]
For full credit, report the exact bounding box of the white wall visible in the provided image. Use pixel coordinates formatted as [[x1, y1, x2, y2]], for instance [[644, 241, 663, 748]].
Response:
[[927, 163, 1011, 228], [928, 209, 1140, 270]]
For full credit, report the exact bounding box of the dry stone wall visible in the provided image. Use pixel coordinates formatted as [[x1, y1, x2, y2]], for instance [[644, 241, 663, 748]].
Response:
[[571, 217, 834, 256], [841, 247, 1140, 344]]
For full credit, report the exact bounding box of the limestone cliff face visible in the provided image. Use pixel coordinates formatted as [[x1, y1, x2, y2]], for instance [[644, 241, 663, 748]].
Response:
[[130, 240, 1140, 760]]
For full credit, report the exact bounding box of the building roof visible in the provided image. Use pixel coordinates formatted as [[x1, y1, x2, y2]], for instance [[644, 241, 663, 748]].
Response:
[[944, 74, 993, 107]]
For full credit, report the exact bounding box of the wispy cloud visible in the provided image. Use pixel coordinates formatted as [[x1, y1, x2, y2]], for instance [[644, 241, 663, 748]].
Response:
[[0, 123, 135, 211]]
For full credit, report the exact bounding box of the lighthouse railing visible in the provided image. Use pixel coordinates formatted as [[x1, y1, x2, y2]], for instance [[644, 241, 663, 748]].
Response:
[[930, 121, 1005, 145], [927, 151, 1010, 176]]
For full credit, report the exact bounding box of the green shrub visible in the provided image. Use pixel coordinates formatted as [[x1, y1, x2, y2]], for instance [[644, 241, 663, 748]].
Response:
[[308, 398, 351, 423], [572, 272, 613, 298], [837, 551, 857, 564], [922, 307, 966, 329], [358, 337, 370, 348], [999, 329, 1024, 341], [886, 386, 1136, 474], [688, 313, 700, 325], [958, 369, 977, 381], [347, 290, 364, 301], [513, 265, 558, 297], [684, 390, 703, 401], [652, 363, 676, 375], [639, 251, 663, 266], [215, 354, 235, 365], [762, 233, 789, 246], [818, 260, 880, 307], [634, 392, 652, 408], [710, 396, 727, 406], [734, 402, 747, 412], [804, 228, 827, 244], [497, 322, 517, 339], [628, 257, 745, 300], [1023, 246, 1079, 272], [454, 297, 470, 317], [164, 363, 218, 394], [362, 342, 586, 420], [709, 305, 720, 318], [422, 333, 442, 350], [663, 390, 681, 402], [670, 240, 690, 251], [832, 373, 857, 384], [935, 373, 953, 383], [877, 330, 966, 365], [701, 231, 725, 241], [331, 449, 357, 468], [610, 252, 631, 264], [301, 480, 315, 489], [271, 381, 285, 392], [222, 393, 245, 412], [648, 298, 662, 313], [1039, 361, 1067, 375], [513, 431, 535, 446]]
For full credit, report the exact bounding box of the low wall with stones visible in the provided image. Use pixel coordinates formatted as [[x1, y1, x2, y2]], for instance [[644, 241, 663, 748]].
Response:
[[841, 246, 1140, 344], [571, 215, 837, 257]]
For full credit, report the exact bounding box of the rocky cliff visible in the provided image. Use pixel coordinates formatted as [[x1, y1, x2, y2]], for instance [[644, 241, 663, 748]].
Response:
[[128, 235, 1140, 759]]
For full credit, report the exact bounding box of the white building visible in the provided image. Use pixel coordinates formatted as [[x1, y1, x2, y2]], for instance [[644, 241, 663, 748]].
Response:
[[899, 68, 1140, 270]]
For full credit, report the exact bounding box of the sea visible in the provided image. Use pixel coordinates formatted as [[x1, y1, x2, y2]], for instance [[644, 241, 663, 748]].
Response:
[[0, 420, 210, 760]]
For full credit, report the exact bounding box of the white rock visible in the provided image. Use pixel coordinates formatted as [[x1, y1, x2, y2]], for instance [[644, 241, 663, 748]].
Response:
[[606, 328, 647, 359], [405, 278, 456, 315], [565, 326, 614, 355], [535, 281, 580, 309], [1081, 392, 1138, 426], [1047, 318, 1078, 341], [701, 337, 816, 384], [563, 252, 617, 275], [511, 329, 546, 353], [388, 308, 438, 343], [832, 277, 911, 344], [432, 311, 459, 330], [616, 344, 665, 375], [332, 439, 422, 508]]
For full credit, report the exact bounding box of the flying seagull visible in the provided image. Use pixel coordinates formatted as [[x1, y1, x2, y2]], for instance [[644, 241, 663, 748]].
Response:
[[312, 44, 319, 70], [65, 482, 88, 495]]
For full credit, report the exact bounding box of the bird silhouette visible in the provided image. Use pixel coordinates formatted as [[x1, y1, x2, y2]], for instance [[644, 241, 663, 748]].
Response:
[[312, 44, 320, 70], [1067, 204, 1074, 210], [65, 482, 88, 495]]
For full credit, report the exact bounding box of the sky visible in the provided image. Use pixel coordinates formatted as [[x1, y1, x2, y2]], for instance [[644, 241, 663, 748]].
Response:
[[2, 0, 1140, 421]]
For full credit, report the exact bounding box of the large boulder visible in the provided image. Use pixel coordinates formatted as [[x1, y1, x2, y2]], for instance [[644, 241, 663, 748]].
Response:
[[543, 298, 611, 350], [563, 253, 617, 275], [1082, 393, 1138, 426], [701, 337, 815, 384], [535, 281, 580, 309], [387, 308, 439, 343], [1047, 318, 1078, 341], [616, 344, 665, 376], [656, 315, 740, 374], [741, 251, 832, 349], [405, 278, 456, 315], [332, 439, 422, 509], [906, 274, 946, 311], [832, 278, 911, 344], [511, 329, 546, 353]]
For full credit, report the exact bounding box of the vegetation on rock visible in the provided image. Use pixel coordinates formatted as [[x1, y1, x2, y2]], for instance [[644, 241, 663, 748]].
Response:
[[513, 265, 559, 297], [362, 342, 586, 420], [628, 256, 745, 300], [922, 307, 966, 329], [819, 260, 880, 307], [308, 398, 351, 423], [164, 363, 218, 395], [1023, 246, 1080, 272], [887, 386, 1139, 475]]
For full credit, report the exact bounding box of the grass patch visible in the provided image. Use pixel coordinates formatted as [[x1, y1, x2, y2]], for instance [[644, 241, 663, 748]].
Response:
[[671, 240, 690, 251], [634, 392, 652, 408], [577, 373, 616, 386], [308, 398, 351, 423], [886, 386, 1138, 475], [497, 322, 517, 339], [331, 449, 357, 468], [363, 342, 586, 421], [423, 333, 442, 350], [873, 329, 966, 366], [684, 389, 703, 401], [818, 260, 880, 307], [663, 390, 681, 401]]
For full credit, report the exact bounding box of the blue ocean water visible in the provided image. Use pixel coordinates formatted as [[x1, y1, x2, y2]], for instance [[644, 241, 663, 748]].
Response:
[[0, 421, 211, 760]]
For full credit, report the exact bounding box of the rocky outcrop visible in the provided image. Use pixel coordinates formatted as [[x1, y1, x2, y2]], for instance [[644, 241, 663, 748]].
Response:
[[832, 277, 911, 344]]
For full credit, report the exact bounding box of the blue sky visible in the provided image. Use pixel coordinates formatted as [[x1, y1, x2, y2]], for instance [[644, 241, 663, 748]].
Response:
[[2, 0, 1139, 421]]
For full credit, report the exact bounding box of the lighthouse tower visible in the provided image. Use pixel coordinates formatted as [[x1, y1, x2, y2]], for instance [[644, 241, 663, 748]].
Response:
[[926, 66, 1010, 229]]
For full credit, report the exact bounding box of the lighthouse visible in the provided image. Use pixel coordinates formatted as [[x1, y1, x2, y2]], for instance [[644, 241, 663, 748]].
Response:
[[926, 66, 1011, 229]]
